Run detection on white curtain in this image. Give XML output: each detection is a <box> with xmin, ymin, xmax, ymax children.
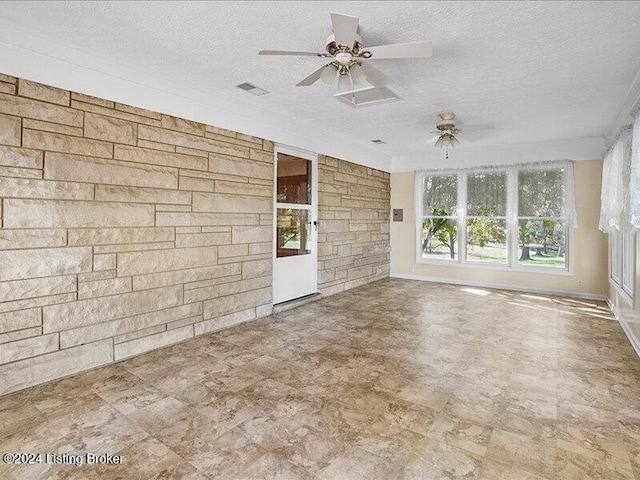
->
<box><xmin>599</xmin><ymin>130</ymin><xmax>631</xmax><ymax>232</ymax></box>
<box><xmin>631</xmin><ymin>113</ymin><xmax>640</xmax><ymax>230</ymax></box>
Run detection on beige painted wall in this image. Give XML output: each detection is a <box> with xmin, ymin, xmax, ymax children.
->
<box><xmin>390</xmin><ymin>160</ymin><xmax>609</xmax><ymax>297</ymax></box>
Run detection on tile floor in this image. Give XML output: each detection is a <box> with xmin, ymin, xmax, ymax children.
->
<box><xmin>1</xmin><ymin>278</ymin><xmax>640</xmax><ymax>479</ymax></box>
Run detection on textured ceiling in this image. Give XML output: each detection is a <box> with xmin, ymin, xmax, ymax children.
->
<box><xmin>1</xmin><ymin>1</ymin><xmax>640</xmax><ymax>170</ymax></box>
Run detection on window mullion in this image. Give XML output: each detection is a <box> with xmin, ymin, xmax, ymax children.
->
<box><xmin>508</xmin><ymin>167</ymin><xmax>518</xmax><ymax>268</ymax></box>
<box><xmin>458</xmin><ymin>172</ymin><xmax>467</xmax><ymax>263</ymax></box>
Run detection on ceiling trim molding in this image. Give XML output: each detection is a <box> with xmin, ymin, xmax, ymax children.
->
<box><xmin>603</xmin><ymin>63</ymin><xmax>640</xmax><ymax>147</ymax></box>
<box><xmin>0</xmin><ymin>18</ymin><xmax>393</xmax><ymax>171</ymax></box>
<box><xmin>390</xmin><ymin>136</ymin><xmax>605</xmax><ymax>173</ymax></box>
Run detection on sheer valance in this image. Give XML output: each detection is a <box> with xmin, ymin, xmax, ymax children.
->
<box><xmin>631</xmin><ymin>113</ymin><xmax>640</xmax><ymax>229</ymax></box>
<box><xmin>599</xmin><ymin>128</ymin><xmax>632</xmax><ymax>232</ymax></box>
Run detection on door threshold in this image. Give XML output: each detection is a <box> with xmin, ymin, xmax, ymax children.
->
<box><xmin>273</xmin><ymin>292</ymin><xmax>322</xmax><ymax>313</ymax></box>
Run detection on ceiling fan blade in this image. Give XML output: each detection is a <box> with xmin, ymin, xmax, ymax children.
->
<box><xmin>296</xmin><ymin>64</ymin><xmax>335</xmax><ymax>86</ymax></box>
<box><xmin>426</xmin><ymin>135</ymin><xmax>441</xmax><ymax>144</ymax></box>
<box><xmin>259</xmin><ymin>50</ymin><xmax>325</xmax><ymax>57</ymax></box>
<box><xmin>365</xmin><ymin>41</ymin><xmax>433</xmax><ymax>59</ymax></box>
<box><xmin>359</xmin><ymin>62</ymin><xmax>392</xmax><ymax>87</ymax></box>
<box><xmin>330</xmin><ymin>13</ymin><xmax>359</xmax><ymax>48</ymax></box>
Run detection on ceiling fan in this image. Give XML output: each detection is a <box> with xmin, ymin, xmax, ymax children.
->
<box><xmin>427</xmin><ymin>112</ymin><xmax>495</xmax><ymax>150</ymax></box>
<box><xmin>259</xmin><ymin>13</ymin><xmax>432</xmax><ymax>93</ymax></box>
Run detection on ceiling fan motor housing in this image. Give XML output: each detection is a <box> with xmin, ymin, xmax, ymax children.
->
<box><xmin>325</xmin><ymin>33</ymin><xmax>363</xmax><ymax>55</ymax></box>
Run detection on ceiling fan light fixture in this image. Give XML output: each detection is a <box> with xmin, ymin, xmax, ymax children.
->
<box><xmin>336</xmin><ymin>72</ymin><xmax>353</xmax><ymax>94</ymax></box>
<box><xmin>320</xmin><ymin>65</ymin><xmax>337</xmax><ymax>84</ymax></box>
<box><xmin>349</xmin><ymin>63</ymin><xmax>367</xmax><ymax>85</ymax></box>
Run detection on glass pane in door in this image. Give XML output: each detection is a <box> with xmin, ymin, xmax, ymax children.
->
<box><xmin>277</xmin><ymin>154</ymin><xmax>311</xmax><ymax>204</ymax></box>
<box><xmin>277</xmin><ymin>208</ymin><xmax>310</xmax><ymax>257</ymax></box>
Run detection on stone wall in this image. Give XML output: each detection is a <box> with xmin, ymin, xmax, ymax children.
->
<box><xmin>317</xmin><ymin>156</ymin><xmax>391</xmax><ymax>296</ymax></box>
<box><xmin>0</xmin><ymin>75</ymin><xmax>275</xmax><ymax>395</ymax></box>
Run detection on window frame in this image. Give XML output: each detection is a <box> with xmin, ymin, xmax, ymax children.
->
<box><xmin>415</xmin><ymin>163</ymin><xmax>572</xmax><ymax>275</ymax></box>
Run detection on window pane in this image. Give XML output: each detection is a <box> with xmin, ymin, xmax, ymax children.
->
<box><xmin>277</xmin><ymin>154</ymin><xmax>310</xmax><ymax>204</ymax></box>
<box><xmin>466</xmin><ymin>219</ymin><xmax>507</xmax><ymax>263</ymax></box>
<box><xmin>518</xmin><ymin>169</ymin><xmax>565</xmax><ymax>217</ymax></box>
<box><xmin>423</xmin><ymin>174</ymin><xmax>457</xmax><ymax>216</ymax></box>
<box><xmin>420</xmin><ymin>218</ymin><xmax>458</xmax><ymax>260</ymax></box>
<box><xmin>517</xmin><ymin>219</ymin><xmax>566</xmax><ymax>268</ymax></box>
<box><xmin>467</xmin><ymin>172</ymin><xmax>507</xmax><ymax>216</ymax></box>
<box><xmin>276</xmin><ymin>209</ymin><xmax>310</xmax><ymax>257</ymax></box>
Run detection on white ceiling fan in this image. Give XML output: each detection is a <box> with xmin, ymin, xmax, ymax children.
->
<box><xmin>427</xmin><ymin>112</ymin><xmax>495</xmax><ymax>149</ymax></box>
<box><xmin>259</xmin><ymin>13</ymin><xmax>432</xmax><ymax>93</ymax></box>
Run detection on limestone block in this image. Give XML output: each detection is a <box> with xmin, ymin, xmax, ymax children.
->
<box><xmin>215</xmin><ymin>180</ymin><xmax>271</xmax><ymax>197</ymax></box>
<box><xmin>209</xmin><ymin>154</ymin><xmax>272</xmax><ymax>179</ymax></box>
<box><xmin>43</xmin><ymin>285</ymin><xmax>183</xmax><ymax>333</ymax></box>
<box><xmin>242</xmin><ymin>259</ymin><xmax>272</xmax><ymax>279</ymax></box>
<box><xmin>93</xmin><ymin>254</ymin><xmax>116</xmax><ymax>272</ymax></box>
<box><xmin>218</xmin><ymin>244</ymin><xmax>248</xmax><ymax>258</ymax></box>
<box><xmin>232</xmin><ymin>225</ymin><xmax>272</xmax><ymax>244</ymax></box>
<box><xmin>78</xmin><ymin>270</ymin><xmax>116</xmax><ymax>283</ymax></box>
<box><xmin>166</xmin><ymin>315</ymin><xmax>202</xmax><ymax>331</ymax></box>
<box><xmin>139</xmin><ymin>125</ymin><xmax>249</xmax><ymax>158</ymax></box>
<box><xmin>0</xmin><ymin>308</ymin><xmax>41</xmax><ymax>334</ymax></box>
<box><xmin>249</xmin><ymin>148</ymin><xmax>272</xmax><ymax>163</ymax></box>
<box><xmin>0</xmin><ymin>293</ymin><xmax>76</xmax><ymax>315</ymax></box>
<box><xmin>0</xmin><ymin>83</ymin><xmax>15</xmax><ymax>95</ymax></box>
<box><xmin>78</xmin><ymin>277</ymin><xmax>132</xmax><ymax>300</ymax></box>
<box><xmin>0</xmin><ymin>327</ymin><xmax>41</xmax><ymax>345</ymax></box>
<box><xmin>114</xmin><ymin>145</ymin><xmax>208</xmax><ymax>171</ymax></box>
<box><xmin>205</xmin><ymin>125</ymin><xmax>236</xmax><ymax>138</ymax></box>
<box><xmin>155</xmin><ymin>205</ymin><xmax>191</xmax><ymax>212</ymax></box>
<box><xmin>0</xmin><ymin>229</ymin><xmax>66</xmax><ymax>250</ymax></box>
<box><xmin>0</xmin><ymin>275</ymin><xmax>77</xmax><ymax>302</ymax></box>
<box><xmin>0</xmin><ymin>177</ymin><xmax>94</xmax><ymax>200</ymax></box>
<box><xmin>338</xmin><ymin>161</ymin><xmax>369</xmax><ymax>178</ymax></box>
<box><xmin>60</xmin><ymin>302</ymin><xmax>201</xmax><ymax>348</ymax></box>
<box><xmin>71</xmin><ymin>92</ymin><xmax>114</xmax><ymax>108</ymax></box>
<box><xmin>114</xmin><ymin>325</ymin><xmax>193</xmax><ymax>361</ymax></box>
<box><xmin>82</xmin><ymin>112</ymin><xmax>137</xmax><ymax>145</ymax></box>
<box><xmin>68</xmin><ymin>227</ymin><xmax>174</xmax><ymax>246</ymax></box>
<box><xmin>347</xmin><ymin>265</ymin><xmax>374</xmax><ymax>281</ymax></box>
<box><xmin>0</xmin><ymin>113</ymin><xmax>20</xmax><ymax>146</ymax></box>
<box><xmin>203</xmin><ymin>287</ymin><xmax>271</xmax><ymax>319</ymax></box>
<box><xmin>194</xmin><ymin>308</ymin><xmax>255</xmax><ymax>336</ymax></box>
<box><xmin>23</xmin><ymin>130</ymin><xmax>112</xmax><ymax>158</ymax></box>
<box><xmin>176</xmin><ymin>146</ymin><xmax>208</xmax><ymax>157</ymax></box>
<box><xmin>117</xmin><ymin>246</ymin><xmax>218</xmax><ymax>277</ymax></box>
<box><xmin>0</xmin><ymin>92</ymin><xmax>83</xmax><ymax>126</ymax></box>
<box><xmin>18</xmin><ymin>79</ymin><xmax>70</xmax><ymax>106</ymax></box>
<box><xmin>179</xmin><ymin>176</ymin><xmax>213</xmax><ymax>192</ymax></box>
<box><xmin>161</xmin><ymin>115</ymin><xmax>205</xmax><ymax>136</ymax></box>
<box><xmin>319</xmin><ymin>220</ymin><xmax>350</xmax><ymax>233</ymax></box>
<box><xmin>248</xmin><ymin>243</ymin><xmax>271</xmax><ymax>256</ymax></box>
<box><xmin>23</xmin><ymin>118</ymin><xmax>83</xmax><ymax>136</ymax></box>
<box><xmin>156</xmin><ymin>212</ymin><xmax>259</xmax><ymax>227</ymax></box>
<box><xmin>95</xmin><ymin>184</ymin><xmax>189</xmax><ymax>204</ymax></box>
<box><xmin>94</xmin><ymin>242</ymin><xmax>174</xmax><ymax>255</ymax></box>
<box><xmin>175</xmin><ymin>232</ymin><xmax>231</xmax><ymax>248</ymax></box>
<box><xmin>0</xmin><ymin>247</ymin><xmax>91</xmax><ymax>282</ymax></box>
<box><xmin>0</xmin><ymin>145</ymin><xmax>43</xmax><ymax>169</ymax></box>
<box><xmin>71</xmin><ymin>100</ymin><xmax>161</xmax><ymax>127</ymax></box>
<box><xmin>256</xmin><ymin>304</ymin><xmax>273</xmax><ymax>318</ymax></box>
<box><xmin>192</xmin><ymin>192</ymin><xmax>271</xmax><ymax>214</ymax></box>
<box><xmin>0</xmin><ymin>340</ymin><xmax>112</xmax><ymax>395</ymax></box>
<box><xmin>0</xmin><ymin>166</ymin><xmax>42</xmax><ymax>179</ymax></box>
<box><xmin>45</xmin><ymin>152</ymin><xmax>177</xmax><ymax>189</ymax></box>
<box><xmin>115</xmin><ymin>103</ymin><xmax>161</xmax><ymax>120</ymax></box>
<box><xmin>114</xmin><ymin>325</ymin><xmax>166</xmax><ymax>344</ymax></box>
<box><xmin>218</xmin><ymin>252</ymin><xmax>269</xmax><ymax>265</ymax></box>
<box><xmin>184</xmin><ymin>273</ymin><xmax>241</xmax><ymax>291</ymax></box>
<box><xmin>319</xmin><ymin>193</ymin><xmax>342</xmax><ymax>207</ymax></box>
<box><xmin>184</xmin><ymin>276</ymin><xmax>270</xmax><ymax>303</ymax></box>
<box><xmin>132</xmin><ymin>263</ymin><xmax>240</xmax><ymax>290</ymax></box>
<box><xmin>262</xmin><ymin>140</ymin><xmax>274</xmax><ymax>152</ymax></box>
<box><xmin>3</xmin><ymin>199</ymin><xmax>155</xmax><ymax>228</ymax></box>
<box><xmin>0</xmin><ymin>333</ymin><xmax>59</xmax><ymax>364</ymax></box>
<box><xmin>138</xmin><ymin>139</ymin><xmax>175</xmax><ymax>152</ymax></box>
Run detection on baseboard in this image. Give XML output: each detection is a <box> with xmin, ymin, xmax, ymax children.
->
<box><xmin>390</xmin><ymin>272</ymin><xmax>607</xmax><ymax>301</ymax></box>
<box><xmin>607</xmin><ymin>298</ymin><xmax>640</xmax><ymax>358</ymax></box>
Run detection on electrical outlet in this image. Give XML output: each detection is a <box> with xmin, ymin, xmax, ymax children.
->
<box><xmin>577</xmin><ymin>280</ymin><xmax>583</xmax><ymax>288</ymax></box>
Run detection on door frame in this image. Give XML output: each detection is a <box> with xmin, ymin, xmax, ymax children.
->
<box><xmin>272</xmin><ymin>144</ymin><xmax>319</xmax><ymax>304</ymax></box>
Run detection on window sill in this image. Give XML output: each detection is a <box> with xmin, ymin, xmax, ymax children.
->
<box><xmin>415</xmin><ymin>258</ymin><xmax>572</xmax><ymax>276</ymax></box>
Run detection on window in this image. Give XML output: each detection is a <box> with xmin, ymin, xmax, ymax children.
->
<box><xmin>419</xmin><ymin>174</ymin><xmax>458</xmax><ymax>261</ymax></box>
<box><xmin>517</xmin><ymin>168</ymin><xmax>567</xmax><ymax>268</ymax></box>
<box><xmin>466</xmin><ymin>172</ymin><xmax>508</xmax><ymax>264</ymax></box>
<box><xmin>416</xmin><ymin>163</ymin><xmax>573</xmax><ymax>272</ymax></box>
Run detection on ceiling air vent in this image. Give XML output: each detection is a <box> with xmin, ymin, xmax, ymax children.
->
<box><xmin>371</xmin><ymin>139</ymin><xmax>386</xmax><ymax>145</ymax></box>
<box><xmin>236</xmin><ymin>82</ymin><xmax>268</xmax><ymax>96</ymax></box>
<box><xmin>334</xmin><ymin>86</ymin><xmax>400</xmax><ymax>108</ymax></box>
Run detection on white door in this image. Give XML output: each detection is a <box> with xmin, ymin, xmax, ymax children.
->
<box><xmin>273</xmin><ymin>147</ymin><xmax>318</xmax><ymax>304</ymax></box>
